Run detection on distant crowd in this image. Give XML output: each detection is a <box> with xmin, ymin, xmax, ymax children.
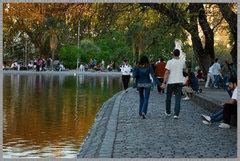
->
<box><xmin>3</xmin><ymin>58</ymin><xmax>66</xmax><ymax>71</ymax></box>
<box><xmin>78</xmin><ymin>58</ymin><xmax>122</xmax><ymax>72</ymax></box>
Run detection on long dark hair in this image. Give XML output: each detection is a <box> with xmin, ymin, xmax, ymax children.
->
<box><xmin>139</xmin><ymin>55</ymin><xmax>149</xmax><ymax>66</ymax></box>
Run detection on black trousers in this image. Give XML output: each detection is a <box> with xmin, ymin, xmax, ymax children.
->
<box><xmin>166</xmin><ymin>83</ymin><xmax>183</xmax><ymax>116</ymax></box>
<box><xmin>122</xmin><ymin>75</ymin><xmax>130</xmax><ymax>90</ymax></box>
<box><xmin>223</xmin><ymin>103</ymin><xmax>237</xmax><ymax>124</ymax></box>
<box><xmin>157</xmin><ymin>78</ymin><xmax>164</xmax><ymax>93</ymax></box>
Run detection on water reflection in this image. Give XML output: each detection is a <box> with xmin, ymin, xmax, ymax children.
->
<box><xmin>3</xmin><ymin>74</ymin><xmax>123</xmax><ymax>158</ymax></box>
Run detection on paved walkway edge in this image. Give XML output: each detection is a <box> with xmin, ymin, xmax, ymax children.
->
<box><xmin>98</xmin><ymin>91</ymin><xmax>123</xmax><ymax>158</ymax></box>
<box><xmin>191</xmin><ymin>94</ymin><xmax>221</xmax><ymax>113</ymax></box>
<box><xmin>77</xmin><ymin>90</ymin><xmax>123</xmax><ymax>158</ymax></box>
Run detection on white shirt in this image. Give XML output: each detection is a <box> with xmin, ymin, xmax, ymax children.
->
<box><xmin>165</xmin><ymin>58</ymin><xmax>185</xmax><ymax>84</ymax></box>
<box><xmin>211</xmin><ymin>62</ymin><xmax>221</xmax><ymax>75</ymax></box>
<box><xmin>120</xmin><ymin>64</ymin><xmax>132</xmax><ymax>75</ymax></box>
<box><xmin>28</xmin><ymin>63</ymin><xmax>33</xmax><ymax>67</ymax></box>
<box><xmin>231</xmin><ymin>88</ymin><xmax>237</xmax><ymax>100</ymax></box>
<box><xmin>208</xmin><ymin>65</ymin><xmax>214</xmax><ymax>74</ymax></box>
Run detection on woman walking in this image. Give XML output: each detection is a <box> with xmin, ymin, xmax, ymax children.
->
<box><xmin>133</xmin><ymin>55</ymin><xmax>159</xmax><ymax>119</ymax></box>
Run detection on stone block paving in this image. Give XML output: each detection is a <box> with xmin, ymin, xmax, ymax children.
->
<box><xmin>112</xmin><ymin>88</ymin><xmax>237</xmax><ymax>158</ymax></box>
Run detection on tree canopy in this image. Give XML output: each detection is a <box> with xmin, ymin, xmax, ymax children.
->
<box><xmin>3</xmin><ymin>3</ymin><xmax>236</xmax><ymax>72</ymax></box>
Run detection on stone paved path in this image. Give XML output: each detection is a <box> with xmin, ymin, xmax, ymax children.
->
<box><xmin>112</xmin><ymin>88</ymin><xmax>237</xmax><ymax>158</ymax></box>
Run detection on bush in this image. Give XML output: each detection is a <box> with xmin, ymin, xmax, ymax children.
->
<box><xmin>60</xmin><ymin>39</ymin><xmax>102</xmax><ymax>69</ymax></box>
<box><xmin>59</xmin><ymin>44</ymin><xmax>79</xmax><ymax>69</ymax></box>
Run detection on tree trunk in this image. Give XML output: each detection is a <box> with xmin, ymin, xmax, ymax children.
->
<box><xmin>197</xmin><ymin>4</ymin><xmax>215</xmax><ymax>65</ymax></box>
<box><xmin>191</xmin><ymin>35</ymin><xmax>210</xmax><ymax>74</ymax></box>
<box><xmin>138</xmin><ymin>47</ymin><xmax>142</xmax><ymax>61</ymax></box>
<box><xmin>25</xmin><ymin>30</ymin><xmax>51</xmax><ymax>58</ymax></box>
<box><xmin>230</xmin><ymin>42</ymin><xmax>237</xmax><ymax>68</ymax></box>
<box><xmin>218</xmin><ymin>4</ymin><xmax>237</xmax><ymax>68</ymax></box>
<box><xmin>135</xmin><ymin>45</ymin><xmax>139</xmax><ymax>63</ymax></box>
<box><xmin>188</xmin><ymin>4</ymin><xmax>211</xmax><ymax>74</ymax></box>
<box><xmin>132</xmin><ymin>44</ymin><xmax>136</xmax><ymax>62</ymax></box>
<box><xmin>52</xmin><ymin>49</ymin><xmax>55</xmax><ymax>70</ymax></box>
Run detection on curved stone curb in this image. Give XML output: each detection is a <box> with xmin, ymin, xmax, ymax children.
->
<box><xmin>191</xmin><ymin>93</ymin><xmax>222</xmax><ymax>113</ymax></box>
<box><xmin>77</xmin><ymin>92</ymin><xmax>118</xmax><ymax>158</ymax></box>
<box><xmin>98</xmin><ymin>91</ymin><xmax>124</xmax><ymax>158</ymax></box>
<box><xmin>77</xmin><ymin>90</ymin><xmax>124</xmax><ymax>158</ymax></box>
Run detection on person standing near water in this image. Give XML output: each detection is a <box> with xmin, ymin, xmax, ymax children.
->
<box><xmin>133</xmin><ymin>55</ymin><xmax>159</xmax><ymax>119</ymax></box>
<box><xmin>161</xmin><ymin>49</ymin><xmax>186</xmax><ymax>119</ymax></box>
<box><xmin>120</xmin><ymin>59</ymin><xmax>132</xmax><ymax>92</ymax></box>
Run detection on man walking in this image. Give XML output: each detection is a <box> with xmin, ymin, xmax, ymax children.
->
<box><xmin>155</xmin><ymin>58</ymin><xmax>166</xmax><ymax>94</ymax></box>
<box><xmin>161</xmin><ymin>49</ymin><xmax>186</xmax><ymax>119</ymax></box>
<box><xmin>212</xmin><ymin>58</ymin><xmax>222</xmax><ymax>88</ymax></box>
<box><xmin>205</xmin><ymin>62</ymin><xmax>214</xmax><ymax>88</ymax></box>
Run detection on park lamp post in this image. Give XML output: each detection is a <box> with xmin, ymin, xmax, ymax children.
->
<box><xmin>77</xmin><ymin>21</ymin><xmax>80</xmax><ymax>69</ymax></box>
<box><xmin>23</xmin><ymin>33</ymin><xmax>28</xmax><ymax>67</ymax></box>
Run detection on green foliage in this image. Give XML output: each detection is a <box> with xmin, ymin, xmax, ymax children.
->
<box><xmin>60</xmin><ymin>39</ymin><xmax>101</xmax><ymax>69</ymax></box>
<box><xmin>95</xmin><ymin>31</ymin><xmax>131</xmax><ymax>65</ymax></box>
<box><xmin>214</xmin><ymin>44</ymin><xmax>231</xmax><ymax>62</ymax></box>
<box><xmin>137</xmin><ymin>15</ymin><xmax>188</xmax><ymax>62</ymax></box>
<box><xmin>59</xmin><ymin>44</ymin><xmax>79</xmax><ymax>69</ymax></box>
<box><xmin>79</xmin><ymin>39</ymin><xmax>101</xmax><ymax>63</ymax></box>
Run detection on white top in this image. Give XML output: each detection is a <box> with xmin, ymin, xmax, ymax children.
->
<box><xmin>28</xmin><ymin>63</ymin><xmax>33</xmax><ymax>67</ymax></box>
<box><xmin>165</xmin><ymin>58</ymin><xmax>186</xmax><ymax>84</ymax></box>
<box><xmin>231</xmin><ymin>88</ymin><xmax>237</xmax><ymax>100</ymax></box>
<box><xmin>211</xmin><ymin>62</ymin><xmax>221</xmax><ymax>75</ymax></box>
<box><xmin>208</xmin><ymin>65</ymin><xmax>214</xmax><ymax>74</ymax></box>
<box><xmin>120</xmin><ymin>64</ymin><xmax>132</xmax><ymax>75</ymax></box>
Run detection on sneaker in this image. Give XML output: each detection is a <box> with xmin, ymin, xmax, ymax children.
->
<box><xmin>142</xmin><ymin>113</ymin><xmax>146</xmax><ymax>119</ymax></box>
<box><xmin>165</xmin><ymin>111</ymin><xmax>171</xmax><ymax>116</ymax></box>
<box><xmin>202</xmin><ymin>114</ymin><xmax>211</xmax><ymax>122</ymax></box>
<box><xmin>183</xmin><ymin>97</ymin><xmax>190</xmax><ymax>100</ymax></box>
<box><xmin>219</xmin><ymin>123</ymin><xmax>230</xmax><ymax>128</ymax></box>
<box><xmin>174</xmin><ymin>115</ymin><xmax>179</xmax><ymax>119</ymax></box>
<box><xmin>202</xmin><ymin>120</ymin><xmax>211</xmax><ymax>125</ymax></box>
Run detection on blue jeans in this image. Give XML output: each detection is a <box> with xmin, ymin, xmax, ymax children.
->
<box><xmin>138</xmin><ymin>87</ymin><xmax>151</xmax><ymax>115</ymax></box>
<box><xmin>223</xmin><ymin>76</ymin><xmax>232</xmax><ymax>97</ymax></box>
<box><xmin>210</xmin><ymin>109</ymin><xmax>223</xmax><ymax>122</ymax></box>
<box><xmin>166</xmin><ymin>83</ymin><xmax>183</xmax><ymax>116</ymax></box>
<box><xmin>191</xmin><ymin>78</ymin><xmax>199</xmax><ymax>92</ymax></box>
<box><xmin>214</xmin><ymin>75</ymin><xmax>221</xmax><ymax>88</ymax></box>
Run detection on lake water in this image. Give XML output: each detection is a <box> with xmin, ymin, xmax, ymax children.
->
<box><xmin>3</xmin><ymin>74</ymin><xmax>124</xmax><ymax>158</ymax></box>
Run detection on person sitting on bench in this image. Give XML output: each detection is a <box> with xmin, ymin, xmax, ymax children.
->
<box><xmin>219</xmin><ymin>77</ymin><xmax>237</xmax><ymax>128</ymax></box>
<box><xmin>202</xmin><ymin>77</ymin><xmax>237</xmax><ymax>128</ymax></box>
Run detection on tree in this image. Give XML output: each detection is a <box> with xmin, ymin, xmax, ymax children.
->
<box><xmin>218</xmin><ymin>3</ymin><xmax>237</xmax><ymax>70</ymax></box>
<box><xmin>142</xmin><ymin>3</ymin><xmax>215</xmax><ymax>74</ymax></box>
<box><xmin>3</xmin><ymin>3</ymin><xmax>234</xmax><ymax>71</ymax></box>
<box><xmin>126</xmin><ymin>21</ymin><xmax>145</xmax><ymax>61</ymax></box>
<box><xmin>96</xmin><ymin>31</ymin><xmax>130</xmax><ymax>65</ymax></box>
<box><xmin>41</xmin><ymin>17</ymin><xmax>65</xmax><ymax>69</ymax></box>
